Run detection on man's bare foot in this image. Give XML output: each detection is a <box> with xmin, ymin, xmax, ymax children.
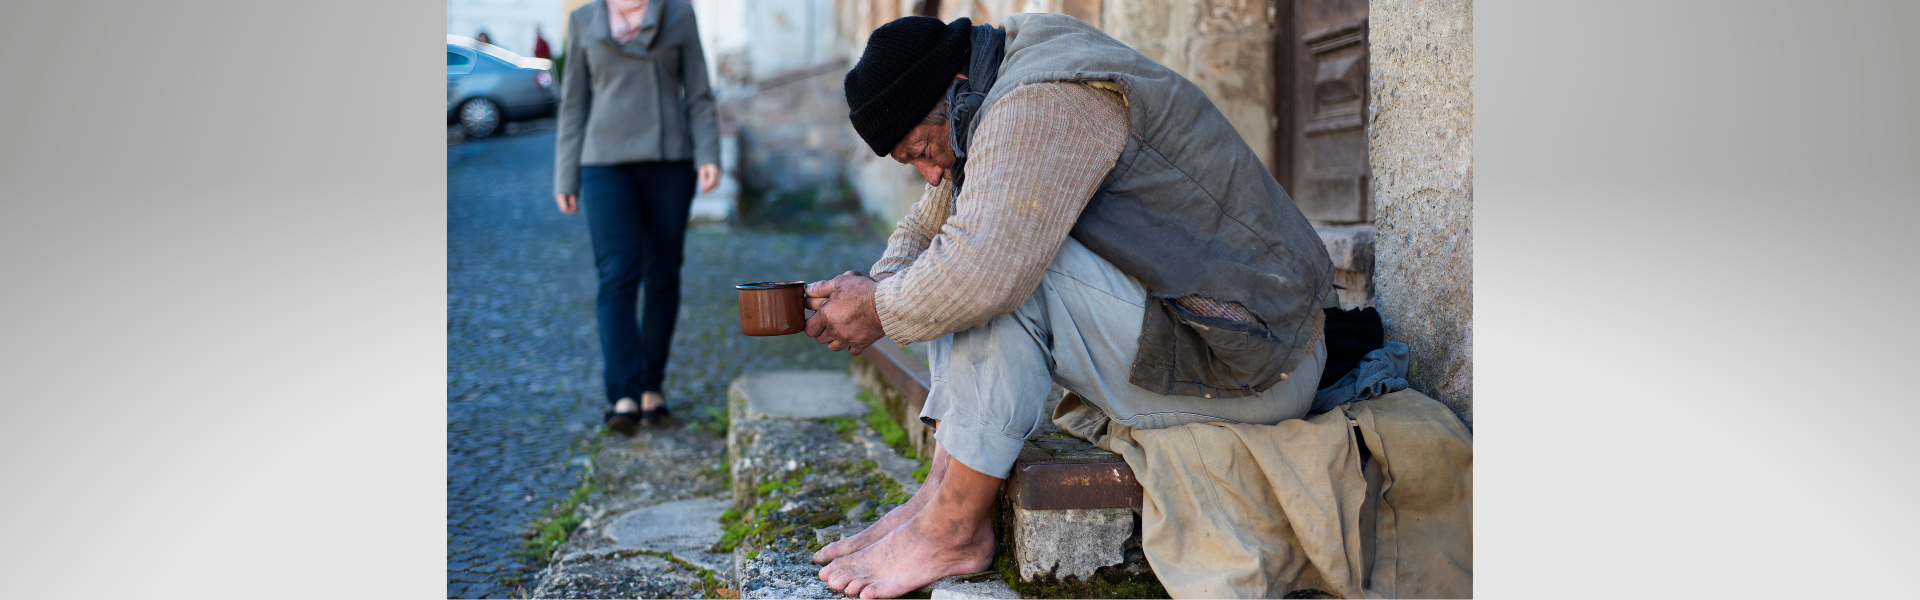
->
<box><xmin>821</xmin><ymin>511</ymin><xmax>996</xmax><ymax>599</ymax></box>
<box><xmin>812</xmin><ymin>443</ymin><xmax>952</xmax><ymax>565</ymax></box>
<box><xmin>819</xmin><ymin>453</ymin><xmax>1001</xmax><ymax>599</ymax></box>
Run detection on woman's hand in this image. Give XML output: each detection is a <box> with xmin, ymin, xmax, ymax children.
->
<box><xmin>555</xmin><ymin>194</ymin><xmax>579</xmax><ymax>215</ymax></box>
<box><xmin>697</xmin><ymin>164</ymin><xmax>722</xmax><ymax>193</ymax></box>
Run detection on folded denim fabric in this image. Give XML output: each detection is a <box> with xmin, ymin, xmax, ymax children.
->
<box><xmin>1309</xmin><ymin>341</ymin><xmax>1409</xmax><ymax>414</ymax></box>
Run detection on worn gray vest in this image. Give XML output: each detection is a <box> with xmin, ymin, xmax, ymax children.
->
<box><xmin>964</xmin><ymin>14</ymin><xmax>1334</xmax><ymax>399</ymax></box>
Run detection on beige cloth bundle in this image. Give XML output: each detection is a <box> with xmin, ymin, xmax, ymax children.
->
<box><xmin>1054</xmin><ymin>389</ymin><xmax>1473</xmax><ymax>599</ymax></box>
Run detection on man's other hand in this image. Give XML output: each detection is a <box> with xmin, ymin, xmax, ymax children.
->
<box><xmin>805</xmin><ymin>271</ymin><xmax>885</xmax><ymax>355</ymax></box>
<box><xmin>555</xmin><ymin>194</ymin><xmax>578</xmax><ymax>215</ymax></box>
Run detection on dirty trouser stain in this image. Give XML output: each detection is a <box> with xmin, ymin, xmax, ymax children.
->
<box><xmin>917</xmin><ymin>236</ymin><xmax>1326</xmax><ymax>479</ymax></box>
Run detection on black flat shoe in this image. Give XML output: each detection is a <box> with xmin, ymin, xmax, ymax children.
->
<box><xmin>605</xmin><ymin>409</ymin><xmax>641</xmax><ymax>436</ymax></box>
<box><xmin>639</xmin><ymin>404</ymin><xmax>673</xmax><ymax>428</ymax></box>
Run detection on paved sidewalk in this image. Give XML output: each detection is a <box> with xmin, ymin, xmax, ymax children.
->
<box><xmin>447</xmin><ymin>128</ymin><xmax>884</xmax><ymax>598</ymax></box>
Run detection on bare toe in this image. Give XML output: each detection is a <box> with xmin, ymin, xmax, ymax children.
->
<box><xmin>826</xmin><ymin>564</ymin><xmax>860</xmax><ymax>591</ymax></box>
<box><xmin>842</xmin><ymin>574</ymin><xmax>872</xmax><ymax>598</ymax></box>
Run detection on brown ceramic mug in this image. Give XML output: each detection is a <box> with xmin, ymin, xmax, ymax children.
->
<box><xmin>736</xmin><ymin>281</ymin><xmax>808</xmax><ymax>336</ymax></box>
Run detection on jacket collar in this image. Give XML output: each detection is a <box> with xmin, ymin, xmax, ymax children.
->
<box><xmin>589</xmin><ymin>0</ymin><xmax>665</xmax><ymax>56</ymax></box>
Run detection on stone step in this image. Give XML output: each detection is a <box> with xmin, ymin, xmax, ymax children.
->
<box><xmin>1314</xmin><ymin>223</ymin><xmax>1377</xmax><ymax>309</ymax></box>
<box><xmin>726</xmin><ymin>370</ymin><xmax>1019</xmax><ymax>599</ymax></box>
<box><xmin>853</xmin><ymin>344</ymin><xmax>1154</xmax><ymax>586</ymax></box>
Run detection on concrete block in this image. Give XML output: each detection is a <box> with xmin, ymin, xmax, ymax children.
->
<box><xmin>731</xmin><ymin>371</ymin><xmax>866</xmax><ymax>420</ymax></box>
<box><xmin>1011</xmin><ymin>505</ymin><xmax>1134</xmax><ymax>582</ymax></box>
<box><xmin>726</xmin><ymin>372</ymin><xmax>872</xmax><ymax>510</ymax></box>
<box><xmin>1316</xmin><ymin>224</ymin><xmax>1377</xmax><ymax>272</ymax></box>
<box><xmin>602</xmin><ymin>498</ymin><xmax>734</xmax><ymax>574</ymax></box>
<box><xmin>1316</xmin><ymin>224</ymin><xmax>1377</xmax><ymax>308</ymax></box>
<box><xmin>531</xmin><ymin>550</ymin><xmax>707</xmax><ymax>599</ymax></box>
<box><xmin>927</xmin><ymin>573</ymin><xmax>1022</xmax><ymax>599</ymax></box>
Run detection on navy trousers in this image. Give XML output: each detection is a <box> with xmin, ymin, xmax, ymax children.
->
<box><xmin>579</xmin><ymin>161</ymin><xmax>695</xmax><ymax>405</ymax></box>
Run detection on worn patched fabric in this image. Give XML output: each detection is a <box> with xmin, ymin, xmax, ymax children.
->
<box><xmin>977</xmin><ymin>14</ymin><xmax>1335</xmax><ymax>400</ymax></box>
<box><xmin>870</xmin><ymin>14</ymin><xmax>1334</xmax><ymax>401</ymax></box>
<box><xmin>1055</xmin><ymin>389</ymin><xmax>1472</xmax><ymax>599</ymax></box>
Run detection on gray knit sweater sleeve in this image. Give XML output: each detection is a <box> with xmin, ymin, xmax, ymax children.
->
<box><xmin>871</xmin><ymin>82</ymin><xmax>1130</xmax><ymax>344</ymax></box>
<box><xmin>870</xmin><ymin>177</ymin><xmax>955</xmax><ymax>277</ymax></box>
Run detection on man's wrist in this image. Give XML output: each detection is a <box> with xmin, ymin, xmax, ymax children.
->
<box><xmin>869</xmin><ymin>273</ymin><xmax>906</xmax><ymax>343</ymax></box>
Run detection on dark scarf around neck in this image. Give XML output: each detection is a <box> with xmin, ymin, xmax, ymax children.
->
<box><xmin>940</xmin><ymin>24</ymin><xmax>1006</xmax><ymax>195</ymax></box>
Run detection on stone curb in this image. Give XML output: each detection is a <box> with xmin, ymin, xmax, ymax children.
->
<box><xmin>727</xmin><ymin>371</ymin><xmax>1018</xmax><ymax>600</ymax></box>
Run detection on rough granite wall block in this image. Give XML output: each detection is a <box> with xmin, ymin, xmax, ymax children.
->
<box><xmin>1011</xmin><ymin>505</ymin><xmax>1134</xmax><ymax>582</ymax></box>
<box><xmin>1105</xmin><ymin>0</ymin><xmax>1276</xmax><ymax>172</ymax></box>
<box><xmin>1367</xmin><ymin>0</ymin><xmax>1473</xmax><ymax>424</ymax></box>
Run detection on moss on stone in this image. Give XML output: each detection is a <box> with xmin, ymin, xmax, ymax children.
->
<box><xmin>857</xmin><ymin>388</ymin><xmax>921</xmax><ymax>462</ymax></box>
<box><xmin>513</xmin><ymin>430</ymin><xmax>605</xmax><ymax>563</ymax></box>
<box><xmin>992</xmin><ymin>551</ymin><xmax>1170</xmax><ymax>599</ymax></box>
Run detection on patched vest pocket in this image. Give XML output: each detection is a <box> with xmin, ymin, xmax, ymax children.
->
<box><xmin>1166</xmin><ymin>301</ymin><xmax>1291</xmax><ymax>397</ymax></box>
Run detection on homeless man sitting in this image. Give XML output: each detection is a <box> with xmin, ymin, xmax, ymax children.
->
<box><xmin>802</xmin><ymin>13</ymin><xmax>1335</xmax><ymax>599</ymax></box>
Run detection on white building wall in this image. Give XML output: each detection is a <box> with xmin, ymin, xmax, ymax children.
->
<box><xmin>692</xmin><ymin>0</ymin><xmax>751</xmax><ymax>102</ymax></box>
<box><xmin>746</xmin><ymin>0</ymin><xmax>840</xmax><ymax>81</ymax></box>
<box><xmin>448</xmin><ymin>0</ymin><xmax>565</xmax><ymax>57</ymax></box>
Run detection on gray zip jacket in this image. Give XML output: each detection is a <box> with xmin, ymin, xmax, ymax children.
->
<box><xmin>554</xmin><ymin>0</ymin><xmax>720</xmax><ymax>195</ymax></box>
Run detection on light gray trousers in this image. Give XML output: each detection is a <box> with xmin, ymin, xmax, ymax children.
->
<box><xmin>919</xmin><ymin>237</ymin><xmax>1327</xmax><ymax>479</ymax></box>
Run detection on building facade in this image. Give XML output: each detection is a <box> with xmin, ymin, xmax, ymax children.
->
<box><xmin>450</xmin><ymin>0</ymin><xmax>564</xmax><ymax>56</ymax></box>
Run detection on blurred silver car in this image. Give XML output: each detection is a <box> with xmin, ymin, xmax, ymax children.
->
<box><xmin>448</xmin><ymin>35</ymin><xmax>556</xmax><ymax>138</ymax></box>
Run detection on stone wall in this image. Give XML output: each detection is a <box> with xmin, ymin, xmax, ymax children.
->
<box><xmin>729</xmin><ymin>60</ymin><xmax>864</xmax><ymax>198</ymax></box>
<box><xmin>1102</xmin><ymin>0</ymin><xmax>1276</xmax><ymax>171</ymax></box>
<box><xmin>1366</xmin><ymin>0</ymin><xmax>1472</xmax><ymax>424</ymax></box>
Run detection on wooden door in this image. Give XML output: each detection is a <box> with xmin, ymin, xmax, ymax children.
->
<box><xmin>1272</xmin><ymin>0</ymin><xmax>1371</xmax><ymax>223</ymax></box>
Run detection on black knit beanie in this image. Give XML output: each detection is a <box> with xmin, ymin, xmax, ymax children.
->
<box><xmin>845</xmin><ymin>16</ymin><xmax>972</xmax><ymax>156</ymax></box>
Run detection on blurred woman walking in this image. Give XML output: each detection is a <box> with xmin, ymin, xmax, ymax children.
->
<box><xmin>553</xmin><ymin>0</ymin><xmax>720</xmax><ymax>435</ymax></box>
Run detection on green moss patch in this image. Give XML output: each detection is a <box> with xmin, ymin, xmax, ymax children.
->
<box><xmin>992</xmin><ymin>551</ymin><xmax>1170</xmax><ymax>599</ymax></box>
<box><xmin>857</xmin><ymin>389</ymin><xmax>920</xmax><ymax>462</ymax></box>
<box><xmin>513</xmin><ymin>431</ymin><xmax>605</xmax><ymax>564</ymax></box>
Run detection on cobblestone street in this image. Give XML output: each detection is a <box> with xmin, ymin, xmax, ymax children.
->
<box><xmin>447</xmin><ymin>129</ymin><xmax>884</xmax><ymax>598</ymax></box>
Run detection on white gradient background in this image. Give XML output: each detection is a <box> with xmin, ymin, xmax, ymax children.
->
<box><xmin>1479</xmin><ymin>0</ymin><xmax>1920</xmax><ymax>596</ymax></box>
<box><xmin>0</xmin><ymin>0</ymin><xmax>1913</xmax><ymax>598</ymax></box>
<box><xmin>0</xmin><ymin>0</ymin><xmax>446</xmax><ymax>597</ymax></box>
